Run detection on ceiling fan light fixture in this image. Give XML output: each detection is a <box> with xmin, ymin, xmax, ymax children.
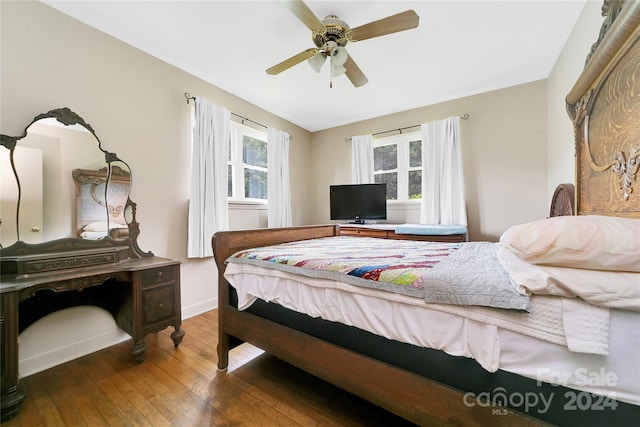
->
<box><xmin>331</xmin><ymin>46</ymin><xmax>348</xmax><ymax>66</ymax></box>
<box><xmin>308</xmin><ymin>52</ymin><xmax>326</xmax><ymax>73</ymax></box>
<box><xmin>331</xmin><ymin>64</ymin><xmax>346</xmax><ymax>77</ymax></box>
<box><xmin>268</xmin><ymin>2</ymin><xmax>419</xmax><ymax>88</ymax></box>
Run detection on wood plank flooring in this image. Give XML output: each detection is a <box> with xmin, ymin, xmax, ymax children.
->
<box><xmin>3</xmin><ymin>309</ymin><xmax>416</xmax><ymax>426</ymax></box>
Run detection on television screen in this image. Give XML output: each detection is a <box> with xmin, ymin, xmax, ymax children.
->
<box><xmin>330</xmin><ymin>183</ymin><xmax>387</xmax><ymax>223</ymax></box>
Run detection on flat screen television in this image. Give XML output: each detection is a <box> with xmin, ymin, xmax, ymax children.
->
<box><xmin>330</xmin><ymin>183</ymin><xmax>387</xmax><ymax>223</ymax></box>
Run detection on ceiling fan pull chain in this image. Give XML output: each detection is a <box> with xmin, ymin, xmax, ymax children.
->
<box><xmin>329</xmin><ymin>55</ymin><xmax>333</xmax><ymax>88</ymax></box>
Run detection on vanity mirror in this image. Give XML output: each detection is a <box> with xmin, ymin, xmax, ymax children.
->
<box><xmin>0</xmin><ymin>107</ymin><xmax>144</xmax><ymax>253</ymax></box>
<box><xmin>0</xmin><ymin>108</ymin><xmax>184</xmax><ymax>421</ymax></box>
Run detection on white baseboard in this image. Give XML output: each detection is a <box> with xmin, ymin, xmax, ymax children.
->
<box><xmin>182</xmin><ymin>297</ymin><xmax>217</xmax><ymax>320</ymax></box>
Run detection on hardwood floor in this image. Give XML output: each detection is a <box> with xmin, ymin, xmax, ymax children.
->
<box><xmin>3</xmin><ymin>309</ymin><xmax>416</xmax><ymax>426</ymax></box>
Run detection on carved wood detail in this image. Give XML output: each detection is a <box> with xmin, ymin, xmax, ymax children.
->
<box><xmin>23</xmin><ymin>253</ymin><xmax>119</xmax><ymax>274</ymax></box>
<box><xmin>18</xmin><ymin>272</ymin><xmax>130</xmax><ymax>301</ymax></box>
<box><xmin>582</xmin><ymin>115</ymin><xmax>640</xmax><ymax>201</ymax></box>
<box><xmin>585</xmin><ymin>0</ymin><xmax>627</xmax><ymax>65</ymax></box>
<box><xmin>566</xmin><ymin>1</ymin><xmax>640</xmax><ymax>217</ymax></box>
<box><xmin>550</xmin><ymin>183</ymin><xmax>576</xmax><ymax>217</ymax></box>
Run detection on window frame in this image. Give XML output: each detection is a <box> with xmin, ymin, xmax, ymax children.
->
<box><xmin>228</xmin><ymin>122</ymin><xmax>268</xmax><ymax>204</ymax></box>
<box><xmin>373</xmin><ymin>131</ymin><xmax>422</xmax><ymax>203</ymax></box>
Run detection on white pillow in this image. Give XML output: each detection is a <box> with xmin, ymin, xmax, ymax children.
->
<box><xmin>83</xmin><ymin>221</ymin><xmax>126</xmax><ymax>232</ymax></box>
<box><xmin>497</xmin><ymin>246</ymin><xmax>640</xmax><ymax>311</ymax></box>
<box><xmin>83</xmin><ymin>221</ymin><xmax>109</xmax><ymax>232</ymax></box>
<box><xmin>500</xmin><ymin>215</ymin><xmax>640</xmax><ymax>272</ymax></box>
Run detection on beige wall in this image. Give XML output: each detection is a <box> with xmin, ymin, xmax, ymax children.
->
<box><xmin>310</xmin><ymin>80</ymin><xmax>549</xmax><ymax>241</ymax></box>
<box><xmin>2</xmin><ymin>0</ymin><xmax>599</xmax><ymax>374</ymax></box>
<box><xmin>547</xmin><ymin>1</ymin><xmax>603</xmax><ymax>204</ymax></box>
<box><xmin>0</xmin><ymin>1</ymin><xmax>313</xmax><ymax>320</ymax></box>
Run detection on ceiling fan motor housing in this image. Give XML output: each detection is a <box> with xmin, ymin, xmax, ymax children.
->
<box><xmin>313</xmin><ymin>15</ymin><xmax>350</xmax><ymax>48</ymax></box>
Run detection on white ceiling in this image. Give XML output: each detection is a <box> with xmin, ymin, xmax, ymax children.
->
<box><xmin>42</xmin><ymin>0</ymin><xmax>588</xmax><ymax>132</ymax></box>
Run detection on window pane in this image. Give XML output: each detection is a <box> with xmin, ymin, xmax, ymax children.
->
<box><xmin>244</xmin><ymin>168</ymin><xmax>267</xmax><ymax>199</ymax></box>
<box><xmin>409</xmin><ymin>170</ymin><xmax>422</xmax><ymax>199</ymax></box>
<box><xmin>243</xmin><ymin>136</ymin><xmax>267</xmax><ymax>168</ymax></box>
<box><xmin>409</xmin><ymin>139</ymin><xmax>422</xmax><ymax>168</ymax></box>
<box><xmin>228</xmin><ymin>164</ymin><xmax>233</xmax><ymax>197</ymax></box>
<box><xmin>374</xmin><ymin>145</ymin><xmax>397</xmax><ymax>171</ymax></box>
<box><xmin>375</xmin><ymin>172</ymin><xmax>397</xmax><ymax>200</ymax></box>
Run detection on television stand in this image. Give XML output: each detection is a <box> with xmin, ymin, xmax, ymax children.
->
<box><xmin>338</xmin><ymin>224</ymin><xmax>466</xmax><ymax>243</ymax></box>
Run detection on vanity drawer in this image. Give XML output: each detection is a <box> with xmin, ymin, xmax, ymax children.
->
<box><xmin>339</xmin><ymin>227</ymin><xmax>388</xmax><ymax>238</ymax></box>
<box><xmin>142</xmin><ymin>283</ymin><xmax>176</xmax><ymax>325</ymax></box>
<box><xmin>140</xmin><ymin>266</ymin><xmax>176</xmax><ymax>285</ymax></box>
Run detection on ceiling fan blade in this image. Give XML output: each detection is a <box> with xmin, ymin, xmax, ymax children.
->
<box><xmin>266</xmin><ymin>48</ymin><xmax>318</xmax><ymax>75</ymax></box>
<box><xmin>348</xmin><ymin>10</ymin><xmax>419</xmax><ymax>42</ymax></box>
<box><xmin>281</xmin><ymin>0</ymin><xmax>325</xmax><ymax>33</ymax></box>
<box><xmin>344</xmin><ymin>55</ymin><xmax>368</xmax><ymax>87</ymax></box>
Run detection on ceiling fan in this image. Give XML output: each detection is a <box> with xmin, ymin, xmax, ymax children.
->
<box><xmin>266</xmin><ymin>0</ymin><xmax>419</xmax><ymax>87</ymax></box>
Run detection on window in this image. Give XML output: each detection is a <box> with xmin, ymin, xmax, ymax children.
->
<box><xmin>229</xmin><ymin>122</ymin><xmax>268</xmax><ymax>201</ymax></box>
<box><xmin>373</xmin><ymin>132</ymin><xmax>422</xmax><ymax>202</ymax></box>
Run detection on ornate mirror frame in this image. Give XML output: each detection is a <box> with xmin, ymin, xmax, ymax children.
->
<box><xmin>0</xmin><ymin>107</ymin><xmax>152</xmax><ymax>276</ymax></box>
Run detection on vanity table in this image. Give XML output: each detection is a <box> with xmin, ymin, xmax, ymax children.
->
<box><xmin>0</xmin><ymin>108</ymin><xmax>184</xmax><ymax>421</ymax></box>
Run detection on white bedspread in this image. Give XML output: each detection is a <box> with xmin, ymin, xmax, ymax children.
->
<box><xmin>225</xmin><ymin>263</ymin><xmax>610</xmax><ymax>371</ymax></box>
<box><xmin>430</xmin><ymin>292</ymin><xmax>610</xmax><ymax>355</ymax></box>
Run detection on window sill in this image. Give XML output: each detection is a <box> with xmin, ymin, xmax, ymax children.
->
<box><xmin>387</xmin><ymin>201</ymin><xmax>421</xmax><ymax>210</ymax></box>
<box><xmin>229</xmin><ymin>200</ymin><xmax>268</xmax><ymax>210</ymax></box>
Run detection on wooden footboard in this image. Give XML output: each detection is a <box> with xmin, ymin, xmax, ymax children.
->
<box><xmin>212</xmin><ymin>225</ymin><xmax>340</xmax><ymax>369</ymax></box>
<box><xmin>211</xmin><ymin>225</ymin><xmax>545</xmax><ymax>426</ymax></box>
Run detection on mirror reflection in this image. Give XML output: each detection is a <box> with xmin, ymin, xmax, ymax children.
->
<box><xmin>73</xmin><ymin>162</ymin><xmax>131</xmax><ymax>240</ymax></box>
<box><xmin>0</xmin><ymin>113</ymin><xmax>127</xmax><ymax>248</ymax></box>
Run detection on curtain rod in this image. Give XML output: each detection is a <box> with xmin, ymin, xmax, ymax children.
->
<box><xmin>344</xmin><ymin>114</ymin><xmax>469</xmax><ymax>142</ymax></box>
<box><xmin>184</xmin><ymin>92</ymin><xmax>268</xmax><ymax>130</ymax></box>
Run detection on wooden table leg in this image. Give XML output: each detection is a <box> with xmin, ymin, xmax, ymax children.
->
<box><xmin>171</xmin><ymin>326</ymin><xmax>185</xmax><ymax>347</ymax></box>
<box><xmin>1</xmin><ymin>292</ymin><xmax>26</xmax><ymax>420</ymax></box>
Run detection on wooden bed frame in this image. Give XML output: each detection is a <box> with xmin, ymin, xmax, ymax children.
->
<box><xmin>213</xmin><ymin>225</ymin><xmax>545</xmax><ymax>426</ymax></box>
<box><xmin>213</xmin><ymin>2</ymin><xmax>640</xmax><ymax>425</ymax></box>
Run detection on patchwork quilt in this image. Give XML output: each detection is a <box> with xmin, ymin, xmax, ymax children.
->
<box><xmin>226</xmin><ymin>236</ymin><xmax>530</xmax><ymax>310</ymax></box>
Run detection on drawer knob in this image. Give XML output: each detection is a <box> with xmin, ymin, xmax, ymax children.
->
<box><xmin>157</xmin><ymin>271</ymin><xmax>163</xmax><ymax>277</ymax></box>
<box><xmin>159</xmin><ymin>303</ymin><xmax>164</xmax><ymax>308</ymax></box>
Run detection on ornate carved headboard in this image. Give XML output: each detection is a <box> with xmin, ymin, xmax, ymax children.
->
<box><xmin>566</xmin><ymin>0</ymin><xmax>640</xmax><ymax>218</ymax></box>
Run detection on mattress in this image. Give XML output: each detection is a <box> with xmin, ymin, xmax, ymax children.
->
<box><xmin>225</xmin><ymin>263</ymin><xmax>640</xmax><ymax>406</ymax></box>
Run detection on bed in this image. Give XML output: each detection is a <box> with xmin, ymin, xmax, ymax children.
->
<box><xmin>212</xmin><ymin>2</ymin><xmax>640</xmax><ymax>426</ymax></box>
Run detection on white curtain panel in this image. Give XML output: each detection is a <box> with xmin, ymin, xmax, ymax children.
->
<box><xmin>187</xmin><ymin>97</ymin><xmax>230</xmax><ymax>258</ymax></box>
<box><xmin>420</xmin><ymin>117</ymin><xmax>467</xmax><ymax>225</ymax></box>
<box><xmin>267</xmin><ymin>128</ymin><xmax>292</xmax><ymax>228</ymax></box>
<box><xmin>351</xmin><ymin>134</ymin><xmax>374</xmax><ymax>184</ymax></box>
